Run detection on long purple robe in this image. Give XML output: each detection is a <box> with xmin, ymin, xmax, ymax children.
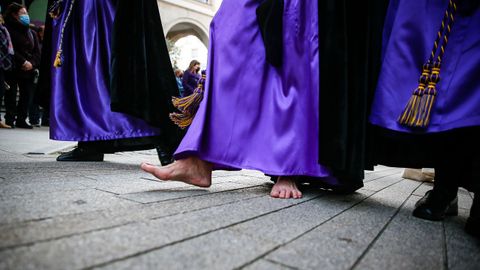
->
<box><xmin>174</xmin><ymin>0</ymin><xmax>336</xmax><ymax>183</ymax></box>
<box><xmin>49</xmin><ymin>0</ymin><xmax>161</xmax><ymax>141</ymax></box>
<box><xmin>370</xmin><ymin>0</ymin><xmax>480</xmax><ymax>133</ymax></box>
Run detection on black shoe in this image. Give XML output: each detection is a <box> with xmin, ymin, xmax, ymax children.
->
<box><xmin>5</xmin><ymin>120</ymin><xmax>15</xmax><ymax>128</ymax></box>
<box><xmin>15</xmin><ymin>120</ymin><xmax>33</xmax><ymax>129</ymax></box>
<box><xmin>41</xmin><ymin>120</ymin><xmax>50</xmax><ymax>127</ymax></box>
<box><xmin>156</xmin><ymin>147</ymin><xmax>174</xmax><ymax>166</ymax></box>
<box><xmin>413</xmin><ymin>190</ymin><xmax>458</xmax><ymax>221</ymax></box>
<box><xmin>57</xmin><ymin>147</ymin><xmax>104</xmax><ymax>162</ymax></box>
<box><xmin>465</xmin><ymin>217</ymin><xmax>480</xmax><ymax>239</ymax></box>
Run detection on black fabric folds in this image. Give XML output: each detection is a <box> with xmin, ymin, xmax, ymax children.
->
<box><xmin>110</xmin><ymin>0</ymin><xmax>183</xmax><ymax>150</ymax></box>
<box><xmin>372</xmin><ymin>126</ymin><xmax>480</xmax><ymax>192</ymax></box>
<box><xmin>318</xmin><ymin>0</ymin><xmax>389</xmax><ymax>189</ymax></box>
<box><xmin>35</xmin><ymin>0</ymin><xmax>54</xmax><ymax>110</ymax></box>
<box><xmin>256</xmin><ymin>0</ymin><xmax>284</xmax><ymax>67</ymax></box>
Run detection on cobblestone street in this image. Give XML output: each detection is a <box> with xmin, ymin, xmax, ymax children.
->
<box><xmin>0</xmin><ymin>128</ymin><xmax>479</xmax><ymax>269</ymax></box>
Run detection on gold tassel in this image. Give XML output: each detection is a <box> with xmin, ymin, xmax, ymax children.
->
<box><xmin>169</xmin><ymin>74</ymin><xmax>206</xmax><ymax>129</ymax></box>
<box><xmin>52</xmin><ymin>0</ymin><xmax>76</xmax><ymax>68</ymax></box>
<box><xmin>398</xmin><ymin>0</ymin><xmax>457</xmax><ymax>129</ymax></box>
<box><xmin>53</xmin><ymin>50</ymin><xmax>63</xmax><ymax>67</ymax></box>
<box><xmin>48</xmin><ymin>0</ymin><xmax>64</xmax><ymax>19</ymax></box>
<box><xmin>415</xmin><ymin>64</ymin><xmax>440</xmax><ymax>127</ymax></box>
<box><xmin>397</xmin><ymin>64</ymin><xmax>430</xmax><ymax>126</ymax></box>
<box><xmin>169</xmin><ymin>111</ymin><xmax>195</xmax><ymax>129</ymax></box>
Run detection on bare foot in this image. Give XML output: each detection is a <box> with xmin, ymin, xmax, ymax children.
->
<box><xmin>0</xmin><ymin>122</ymin><xmax>11</xmax><ymax>129</ymax></box>
<box><xmin>270</xmin><ymin>177</ymin><xmax>302</xmax><ymax>199</ymax></box>
<box><xmin>141</xmin><ymin>156</ymin><xmax>213</xmax><ymax>188</ymax></box>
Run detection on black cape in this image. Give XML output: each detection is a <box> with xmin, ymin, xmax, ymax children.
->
<box><xmin>35</xmin><ymin>0</ymin><xmax>54</xmax><ymax>110</ymax></box>
<box><xmin>256</xmin><ymin>0</ymin><xmax>284</xmax><ymax>67</ymax></box>
<box><xmin>317</xmin><ymin>0</ymin><xmax>389</xmax><ymax>191</ymax></box>
<box><xmin>110</xmin><ymin>0</ymin><xmax>183</xmax><ymax>151</ymax></box>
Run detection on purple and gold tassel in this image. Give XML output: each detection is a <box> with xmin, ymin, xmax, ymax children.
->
<box><xmin>48</xmin><ymin>0</ymin><xmax>64</xmax><ymax>19</ymax></box>
<box><xmin>53</xmin><ymin>50</ymin><xmax>63</xmax><ymax>67</ymax></box>
<box><xmin>52</xmin><ymin>0</ymin><xmax>76</xmax><ymax>68</ymax></box>
<box><xmin>170</xmin><ymin>74</ymin><xmax>206</xmax><ymax>129</ymax></box>
<box><xmin>397</xmin><ymin>0</ymin><xmax>457</xmax><ymax>129</ymax></box>
<box><xmin>398</xmin><ymin>63</ymin><xmax>430</xmax><ymax>126</ymax></box>
<box><xmin>416</xmin><ymin>63</ymin><xmax>441</xmax><ymax>127</ymax></box>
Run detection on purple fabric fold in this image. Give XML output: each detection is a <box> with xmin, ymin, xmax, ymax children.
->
<box><xmin>174</xmin><ymin>0</ymin><xmax>336</xmax><ymax>184</ymax></box>
<box><xmin>370</xmin><ymin>0</ymin><xmax>480</xmax><ymax>133</ymax></box>
<box><xmin>49</xmin><ymin>0</ymin><xmax>161</xmax><ymax>141</ymax></box>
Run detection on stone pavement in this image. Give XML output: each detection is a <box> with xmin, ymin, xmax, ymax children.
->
<box><xmin>0</xmin><ymin>127</ymin><xmax>479</xmax><ymax>270</ymax></box>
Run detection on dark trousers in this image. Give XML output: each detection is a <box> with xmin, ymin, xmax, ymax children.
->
<box><xmin>0</xmin><ymin>69</ymin><xmax>5</xmax><ymax>115</ymax></box>
<box><xmin>434</xmin><ymin>154</ymin><xmax>479</xmax><ymax>218</ymax></box>
<box><xmin>78</xmin><ymin>136</ymin><xmax>161</xmax><ymax>154</ymax></box>
<box><xmin>4</xmin><ymin>75</ymin><xmax>35</xmax><ymax>123</ymax></box>
<box><xmin>29</xmin><ymin>103</ymin><xmax>41</xmax><ymax>125</ymax></box>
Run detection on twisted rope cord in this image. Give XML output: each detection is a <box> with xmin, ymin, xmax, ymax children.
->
<box><xmin>398</xmin><ymin>0</ymin><xmax>457</xmax><ymax>128</ymax></box>
<box><xmin>53</xmin><ymin>0</ymin><xmax>76</xmax><ymax>68</ymax></box>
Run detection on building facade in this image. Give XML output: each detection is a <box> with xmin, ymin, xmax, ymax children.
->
<box><xmin>17</xmin><ymin>0</ymin><xmax>221</xmax><ymax>44</ymax></box>
<box><xmin>159</xmin><ymin>0</ymin><xmax>222</xmax><ymax>47</ymax></box>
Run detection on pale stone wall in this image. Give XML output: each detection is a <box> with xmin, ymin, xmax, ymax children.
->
<box><xmin>158</xmin><ymin>0</ymin><xmax>223</xmax><ymax>46</ymax></box>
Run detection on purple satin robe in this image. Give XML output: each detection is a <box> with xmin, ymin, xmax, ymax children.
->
<box><xmin>174</xmin><ymin>0</ymin><xmax>336</xmax><ymax>183</ymax></box>
<box><xmin>370</xmin><ymin>0</ymin><xmax>480</xmax><ymax>133</ymax></box>
<box><xmin>49</xmin><ymin>0</ymin><xmax>161</xmax><ymax>141</ymax></box>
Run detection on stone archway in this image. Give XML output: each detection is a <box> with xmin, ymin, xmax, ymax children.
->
<box><xmin>165</xmin><ymin>19</ymin><xmax>210</xmax><ymax>48</ymax></box>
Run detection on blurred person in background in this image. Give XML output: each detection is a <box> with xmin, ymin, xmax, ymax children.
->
<box><xmin>182</xmin><ymin>60</ymin><xmax>200</xmax><ymax>97</ymax></box>
<box><xmin>0</xmin><ymin>5</ymin><xmax>14</xmax><ymax>128</ymax></box>
<box><xmin>3</xmin><ymin>3</ymin><xmax>40</xmax><ymax>129</ymax></box>
<box><xmin>174</xmin><ymin>69</ymin><xmax>184</xmax><ymax>97</ymax></box>
<box><xmin>28</xmin><ymin>24</ymin><xmax>44</xmax><ymax>127</ymax></box>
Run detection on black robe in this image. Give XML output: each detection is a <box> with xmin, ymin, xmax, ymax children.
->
<box><xmin>110</xmin><ymin>0</ymin><xmax>184</xmax><ymax>152</ymax></box>
<box><xmin>317</xmin><ymin>0</ymin><xmax>389</xmax><ymax>191</ymax></box>
<box><xmin>35</xmin><ymin>0</ymin><xmax>53</xmax><ymax>111</ymax></box>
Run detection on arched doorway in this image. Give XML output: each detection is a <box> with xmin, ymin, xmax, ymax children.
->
<box><xmin>166</xmin><ymin>20</ymin><xmax>209</xmax><ymax>71</ymax></box>
<box><xmin>166</xmin><ymin>20</ymin><xmax>209</xmax><ymax>47</ymax></box>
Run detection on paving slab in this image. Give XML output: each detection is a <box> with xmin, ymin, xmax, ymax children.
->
<box><xmin>264</xmin><ymin>180</ymin><xmax>422</xmax><ymax>270</ymax></box>
<box><xmin>0</xmin><ymin>194</ymin><xmax>318</xmax><ymax>269</ymax></box>
<box><xmin>444</xmin><ymin>209</ymin><xmax>480</xmax><ymax>270</ymax></box>
<box><xmin>96</xmin><ymin>229</ymin><xmax>277</xmax><ymax>270</ymax></box>
<box><xmin>118</xmin><ymin>181</ymin><xmax>267</xmax><ymax>204</ymax></box>
<box><xmin>0</xmin><ymin>128</ymin><xmax>74</xmax><ymax>155</ymax></box>
<box><xmin>0</xmin><ymin>189</ymin><xmax>138</xmax><ymax>224</ymax></box>
<box><xmin>364</xmin><ymin>168</ymin><xmax>403</xmax><ymax>182</ymax></box>
<box><xmin>243</xmin><ymin>259</ymin><xmax>297</xmax><ymax>270</ymax></box>
<box><xmin>457</xmin><ymin>188</ymin><xmax>474</xmax><ymax>211</ymax></box>
<box><xmin>362</xmin><ymin>175</ymin><xmax>403</xmax><ymax>192</ymax></box>
<box><xmin>0</xmin><ymin>186</ymin><xmax>268</xmax><ymax>250</ymax></box>
<box><xmin>75</xmin><ymin>172</ymin><xmax>194</xmax><ymax>195</ymax></box>
<box><xmin>95</xmin><ymin>191</ymin><xmax>371</xmax><ymax>270</ymax></box>
<box><xmin>352</xmin><ymin>195</ymin><xmax>445</xmax><ymax>270</ymax></box>
<box><xmin>1</xmin><ymin>127</ymin><xmax>478</xmax><ymax>270</ymax></box>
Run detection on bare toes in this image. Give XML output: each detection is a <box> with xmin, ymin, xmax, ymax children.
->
<box><xmin>270</xmin><ymin>189</ymin><xmax>280</xmax><ymax>198</ymax></box>
<box><xmin>141</xmin><ymin>163</ymin><xmax>170</xmax><ymax>180</ymax></box>
<box><xmin>141</xmin><ymin>163</ymin><xmax>156</xmax><ymax>173</ymax></box>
